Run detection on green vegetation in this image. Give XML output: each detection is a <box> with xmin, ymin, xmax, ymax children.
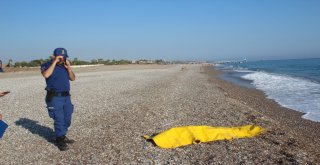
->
<box><xmin>9</xmin><ymin>58</ymin><xmax>168</xmax><ymax>68</ymax></box>
<box><xmin>14</xmin><ymin>59</ymin><xmax>50</xmax><ymax>68</ymax></box>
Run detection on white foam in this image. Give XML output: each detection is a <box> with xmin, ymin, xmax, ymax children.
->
<box><xmin>242</xmin><ymin>72</ymin><xmax>320</xmax><ymax>122</ymax></box>
<box><xmin>234</xmin><ymin>69</ymin><xmax>254</xmax><ymax>73</ymax></box>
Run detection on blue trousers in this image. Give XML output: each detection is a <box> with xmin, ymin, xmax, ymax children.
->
<box><xmin>46</xmin><ymin>96</ymin><xmax>74</xmax><ymax>138</ymax></box>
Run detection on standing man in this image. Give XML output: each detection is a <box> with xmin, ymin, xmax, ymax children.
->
<box><xmin>0</xmin><ymin>59</ymin><xmax>4</xmax><ymax>72</ymax></box>
<box><xmin>41</xmin><ymin>48</ymin><xmax>76</xmax><ymax>151</ymax></box>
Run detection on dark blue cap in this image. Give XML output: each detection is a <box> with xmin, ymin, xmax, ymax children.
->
<box><xmin>53</xmin><ymin>48</ymin><xmax>68</xmax><ymax>58</ymax></box>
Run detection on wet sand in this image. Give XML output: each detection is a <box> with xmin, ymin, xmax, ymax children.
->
<box><xmin>0</xmin><ymin>64</ymin><xmax>319</xmax><ymax>164</ymax></box>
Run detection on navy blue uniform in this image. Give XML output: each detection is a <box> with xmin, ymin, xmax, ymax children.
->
<box><xmin>41</xmin><ymin>61</ymin><xmax>74</xmax><ymax>138</ymax></box>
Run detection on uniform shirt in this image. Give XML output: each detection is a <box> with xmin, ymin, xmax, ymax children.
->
<box><xmin>41</xmin><ymin>61</ymin><xmax>70</xmax><ymax>92</ymax></box>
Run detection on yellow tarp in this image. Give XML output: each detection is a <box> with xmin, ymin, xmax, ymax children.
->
<box><xmin>144</xmin><ymin>125</ymin><xmax>264</xmax><ymax>148</ymax></box>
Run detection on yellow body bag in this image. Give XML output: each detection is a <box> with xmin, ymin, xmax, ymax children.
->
<box><xmin>144</xmin><ymin>125</ymin><xmax>264</xmax><ymax>148</ymax></box>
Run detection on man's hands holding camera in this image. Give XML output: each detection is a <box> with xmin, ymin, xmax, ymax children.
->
<box><xmin>54</xmin><ymin>56</ymin><xmax>71</xmax><ymax>69</ymax></box>
<box><xmin>54</xmin><ymin>56</ymin><xmax>65</xmax><ymax>64</ymax></box>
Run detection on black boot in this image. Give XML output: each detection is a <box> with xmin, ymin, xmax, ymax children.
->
<box><xmin>56</xmin><ymin>136</ymin><xmax>69</xmax><ymax>151</ymax></box>
<box><xmin>62</xmin><ymin>135</ymin><xmax>75</xmax><ymax>144</ymax></box>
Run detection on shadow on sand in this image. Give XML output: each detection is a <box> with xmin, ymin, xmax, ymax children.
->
<box><xmin>15</xmin><ymin>118</ymin><xmax>55</xmax><ymax>144</ymax></box>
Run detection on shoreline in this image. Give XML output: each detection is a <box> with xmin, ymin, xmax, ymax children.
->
<box><xmin>205</xmin><ymin>66</ymin><xmax>320</xmax><ymax>159</ymax></box>
<box><xmin>214</xmin><ymin>67</ymin><xmax>319</xmax><ymax>121</ymax></box>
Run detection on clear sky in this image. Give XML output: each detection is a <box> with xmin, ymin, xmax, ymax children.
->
<box><xmin>1</xmin><ymin>0</ymin><xmax>320</xmax><ymax>62</ymax></box>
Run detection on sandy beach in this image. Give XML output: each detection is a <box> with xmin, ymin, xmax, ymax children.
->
<box><xmin>0</xmin><ymin>64</ymin><xmax>319</xmax><ymax>164</ymax></box>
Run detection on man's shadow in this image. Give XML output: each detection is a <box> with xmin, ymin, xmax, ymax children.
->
<box><xmin>15</xmin><ymin>118</ymin><xmax>55</xmax><ymax>144</ymax></box>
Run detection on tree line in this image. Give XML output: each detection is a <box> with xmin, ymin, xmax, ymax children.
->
<box><xmin>6</xmin><ymin>58</ymin><xmax>166</xmax><ymax>68</ymax></box>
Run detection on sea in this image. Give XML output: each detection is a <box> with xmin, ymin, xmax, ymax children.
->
<box><xmin>214</xmin><ymin>58</ymin><xmax>320</xmax><ymax>122</ymax></box>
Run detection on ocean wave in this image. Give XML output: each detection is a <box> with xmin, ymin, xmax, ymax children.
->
<box><xmin>242</xmin><ymin>71</ymin><xmax>320</xmax><ymax>122</ymax></box>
